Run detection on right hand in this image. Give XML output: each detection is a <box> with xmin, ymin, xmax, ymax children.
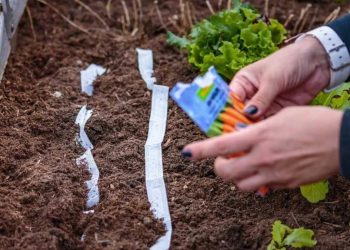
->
<box><xmin>231</xmin><ymin>37</ymin><xmax>331</xmax><ymax>118</ymax></box>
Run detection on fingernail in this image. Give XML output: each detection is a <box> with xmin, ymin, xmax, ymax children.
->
<box><xmin>245</xmin><ymin>105</ymin><xmax>258</xmax><ymax>116</ymax></box>
<box><xmin>181</xmin><ymin>150</ymin><xmax>192</xmax><ymax>158</ymax></box>
<box><xmin>236</xmin><ymin>122</ymin><xmax>248</xmax><ymax>130</ymax></box>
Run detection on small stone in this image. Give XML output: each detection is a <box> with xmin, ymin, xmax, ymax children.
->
<box><xmin>171</xmin><ymin>197</ymin><xmax>175</xmax><ymax>202</ymax></box>
<box><xmin>183</xmin><ymin>185</ymin><xmax>188</xmax><ymax>190</ymax></box>
<box><xmin>230</xmin><ymin>186</ymin><xmax>236</xmax><ymax>191</ymax></box>
<box><xmin>176</xmin><ymin>139</ymin><xmax>188</xmax><ymax>150</ymax></box>
<box><xmin>164</xmin><ymin>138</ymin><xmax>172</xmax><ymax>148</ymax></box>
<box><xmin>76</xmin><ymin>60</ymin><xmax>83</xmax><ymax>65</ymax></box>
<box><xmin>110</xmin><ymin>184</ymin><xmax>115</xmax><ymax>190</ymax></box>
<box><xmin>143</xmin><ymin>217</ymin><xmax>152</xmax><ymax>225</ymax></box>
<box><xmin>52</xmin><ymin>91</ymin><xmax>63</xmax><ymax>98</ymax></box>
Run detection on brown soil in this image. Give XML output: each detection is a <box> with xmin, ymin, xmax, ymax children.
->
<box><xmin>1</xmin><ymin>0</ymin><xmax>350</xmax><ymax>249</ymax></box>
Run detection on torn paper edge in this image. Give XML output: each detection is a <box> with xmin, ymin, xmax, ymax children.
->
<box><xmin>75</xmin><ymin>105</ymin><xmax>100</xmax><ymax>209</ymax></box>
<box><xmin>77</xmin><ymin>149</ymin><xmax>100</xmax><ymax>208</ymax></box>
<box><xmin>75</xmin><ymin>105</ymin><xmax>93</xmax><ymax>150</ymax></box>
<box><xmin>80</xmin><ymin>64</ymin><xmax>106</xmax><ymax>96</ymax></box>
<box><xmin>136</xmin><ymin>48</ymin><xmax>156</xmax><ymax>90</ymax></box>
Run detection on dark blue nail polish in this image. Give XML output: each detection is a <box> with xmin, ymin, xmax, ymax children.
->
<box><xmin>245</xmin><ymin>105</ymin><xmax>258</xmax><ymax>115</ymax></box>
<box><xmin>237</xmin><ymin>122</ymin><xmax>248</xmax><ymax>130</ymax></box>
<box><xmin>181</xmin><ymin>150</ymin><xmax>192</xmax><ymax>158</ymax></box>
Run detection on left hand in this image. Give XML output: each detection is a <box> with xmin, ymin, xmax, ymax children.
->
<box><xmin>182</xmin><ymin>107</ymin><xmax>342</xmax><ymax>191</ymax></box>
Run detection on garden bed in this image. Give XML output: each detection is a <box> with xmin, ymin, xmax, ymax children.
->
<box><xmin>1</xmin><ymin>0</ymin><xmax>350</xmax><ymax>249</ymax></box>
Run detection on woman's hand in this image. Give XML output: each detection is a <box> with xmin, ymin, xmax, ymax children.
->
<box><xmin>182</xmin><ymin>107</ymin><xmax>342</xmax><ymax>191</ymax></box>
<box><xmin>232</xmin><ymin>37</ymin><xmax>330</xmax><ymax>118</ymax></box>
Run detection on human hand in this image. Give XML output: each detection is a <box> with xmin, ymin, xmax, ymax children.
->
<box><xmin>182</xmin><ymin>107</ymin><xmax>342</xmax><ymax>191</ymax></box>
<box><xmin>231</xmin><ymin>37</ymin><xmax>330</xmax><ymax>118</ymax></box>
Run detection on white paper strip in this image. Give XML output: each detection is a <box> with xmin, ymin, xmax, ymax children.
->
<box><xmin>77</xmin><ymin>149</ymin><xmax>100</xmax><ymax>208</ymax></box>
<box><xmin>75</xmin><ymin>105</ymin><xmax>100</xmax><ymax>209</ymax></box>
<box><xmin>80</xmin><ymin>64</ymin><xmax>106</xmax><ymax>96</ymax></box>
<box><xmin>138</xmin><ymin>48</ymin><xmax>172</xmax><ymax>249</ymax></box>
<box><xmin>146</xmin><ymin>85</ymin><xmax>172</xmax><ymax>250</ymax></box>
<box><xmin>136</xmin><ymin>48</ymin><xmax>156</xmax><ymax>90</ymax></box>
<box><xmin>75</xmin><ymin>105</ymin><xmax>93</xmax><ymax>150</ymax></box>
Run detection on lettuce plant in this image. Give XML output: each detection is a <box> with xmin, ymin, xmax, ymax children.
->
<box><xmin>167</xmin><ymin>1</ymin><xmax>286</xmax><ymax>80</ymax></box>
<box><xmin>268</xmin><ymin>220</ymin><xmax>317</xmax><ymax>250</ymax></box>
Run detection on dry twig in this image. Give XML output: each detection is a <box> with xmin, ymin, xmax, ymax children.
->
<box><xmin>290</xmin><ymin>212</ymin><xmax>300</xmax><ymax>227</ymax></box>
<box><xmin>227</xmin><ymin>0</ymin><xmax>232</xmax><ymax>10</ymax></box>
<box><xmin>323</xmin><ymin>222</ymin><xmax>343</xmax><ymax>228</ymax></box>
<box><xmin>26</xmin><ymin>6</ymin><xmax>37</xmax><ymax>41</ymax></box>
<box><xmin>185</xmin><ymin>1</ymin><xmax>193</xmax><ymax>28</ymax></box>
<box><xmin>206</xmin><ymin>0</ymin><xmax>215</xmax><ymax>15</ymax></box>
<box><xmin>132</xmin><ymin>0</ymin><xmax>139</xmax><ymax>35</ymax></box>
<box><xmin>293</xmin><ymin>3</ymin><xmax>312</xmax><ymax>35</ymax></box>
<box><xmin>264</xmin><ymin>0</ymin><xmax>269</xmax><ymax>17</ymax></box>
<box><xmin>168</xmin><ymin>16</ymin><xmax>185</xmax><ymax>34</ymax></box>
<box><xmin>154</xmin><ymin>1</ymin><xmax>167</xmax><ymax>31</ymax></box>
<box><xmin>324</xmin><ymin>7</ymin><xmax>341</xmax><ymax>24</ymax></box>
<box><xmin>74</xmin><ymin>0</ymin><xmax>109</xmax><ymax>29</ymax></box>
<box><xmin>121</xmin><ymin>0</ymin><xmax>131</xmax><ymax>30</ymax></box>
<box><xmin>308</xmin><ymin>7</ymin><xmax>319</xmax><ymax>30</ymax></box>
<box><xmin>106</xmin><ymin>0</ymin><xmax>112</xmax><ymax>19</ymax></box>
<box><xmin>298</xmin><ymin>9</ymin><xmax>311</xmax><ymax>33</ymax></box>
<box><xmin>180</xmin><ymin>0</ymin><xmax>187</xmax><ymax>28</ymax></box>
<box><xmin>36</xmin><ymin>0</ymin><xmax>90</xmax><ymax>35</ymax></box>
<box><xmin>283</xmin><ymin>14</ymin><xmax>294</xmax><ymax>28</ymax></box>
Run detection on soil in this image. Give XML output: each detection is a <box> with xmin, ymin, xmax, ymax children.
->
<box><xmin>1</xmin><ymin>0</ymin><xmax>350</xmax><ymax>249</ymax></box>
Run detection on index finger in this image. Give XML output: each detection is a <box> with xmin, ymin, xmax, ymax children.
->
<box><xmin>182</xmin><ymin>126</ymin><xmax>258</xmax><ymax>160</ymax></box>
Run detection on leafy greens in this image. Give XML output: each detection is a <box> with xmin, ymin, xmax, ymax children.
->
<box><xmin>167</xmin><ymin>2</ymin><xmax>287</xmax><ymax>80</ymax></box>
<box><xmin>267</xmin><ymin>220</ymin><xmax>317</xmax><ymax>250</ymax></box>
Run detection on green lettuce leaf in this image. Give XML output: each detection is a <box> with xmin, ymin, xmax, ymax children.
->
<box><xmin>300</xmin><ymin>181</ymin><xmax>329</xmax><ymax>204</ymax></box>
<box><xmin>271</xmin><ymin>220</ymin><xmax>290</xmax><ymax>247</ymax></box>
<box><xmin>167</xmin><ymin>31</ymin><xmax>190</xmax><ymax>49</ymax></box>
<box><xmin>311</xmin><ymin>83</ymin><xmax>350</xmax><ymax>109</ymax></box>
<box><xmin>283</xmin><ymin>228</ymin><xmax>317</xmax><ymax>248</ymax></box>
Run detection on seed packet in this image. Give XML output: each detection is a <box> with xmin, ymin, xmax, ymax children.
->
<box><xmin>170</xmin><ymin>67</ymin><xmax>252</xmax><ymax>137</ymax></box>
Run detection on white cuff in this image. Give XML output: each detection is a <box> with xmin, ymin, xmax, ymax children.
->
<box><xmin>296</xmin><ymin>26</ymin><xmax>350</xmax><ymax>91</ymax></box>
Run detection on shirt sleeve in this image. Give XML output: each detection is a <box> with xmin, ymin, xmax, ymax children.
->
<box><xmin>328</xmin><ymin>14</ymin><xmax>350</xmax><ymax>82</ymax></box>
<box><xmin>340</xmin><ymin>109</ymin><xmax>350</xmax><ymax>179</ymax></box>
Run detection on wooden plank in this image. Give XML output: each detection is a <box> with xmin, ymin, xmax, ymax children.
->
<box><xmin>11</xmin><ymin>0</ymin><xmax>28</xmax><ymax>32</ymax></box>
<box><xmin>0</xmin><ymin>0</ymin><xmax>27</xmax><ymax>81</ymax></box>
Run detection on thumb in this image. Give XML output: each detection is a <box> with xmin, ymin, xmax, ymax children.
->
<box><xmin>244</xmin><ymin>82</ymin><xmax>280</xmax><ymax>118</ymax></box>
<box><xmin>229</xmin><ymin>67</ymin><xmax>258</xmax><ymax>102</ymax></box>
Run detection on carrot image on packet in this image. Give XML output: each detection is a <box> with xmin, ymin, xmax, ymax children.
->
<box><xmin>170</xmin><ymin>67</ymin><xmax>269</xmax><ymax>197</ymax></box>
